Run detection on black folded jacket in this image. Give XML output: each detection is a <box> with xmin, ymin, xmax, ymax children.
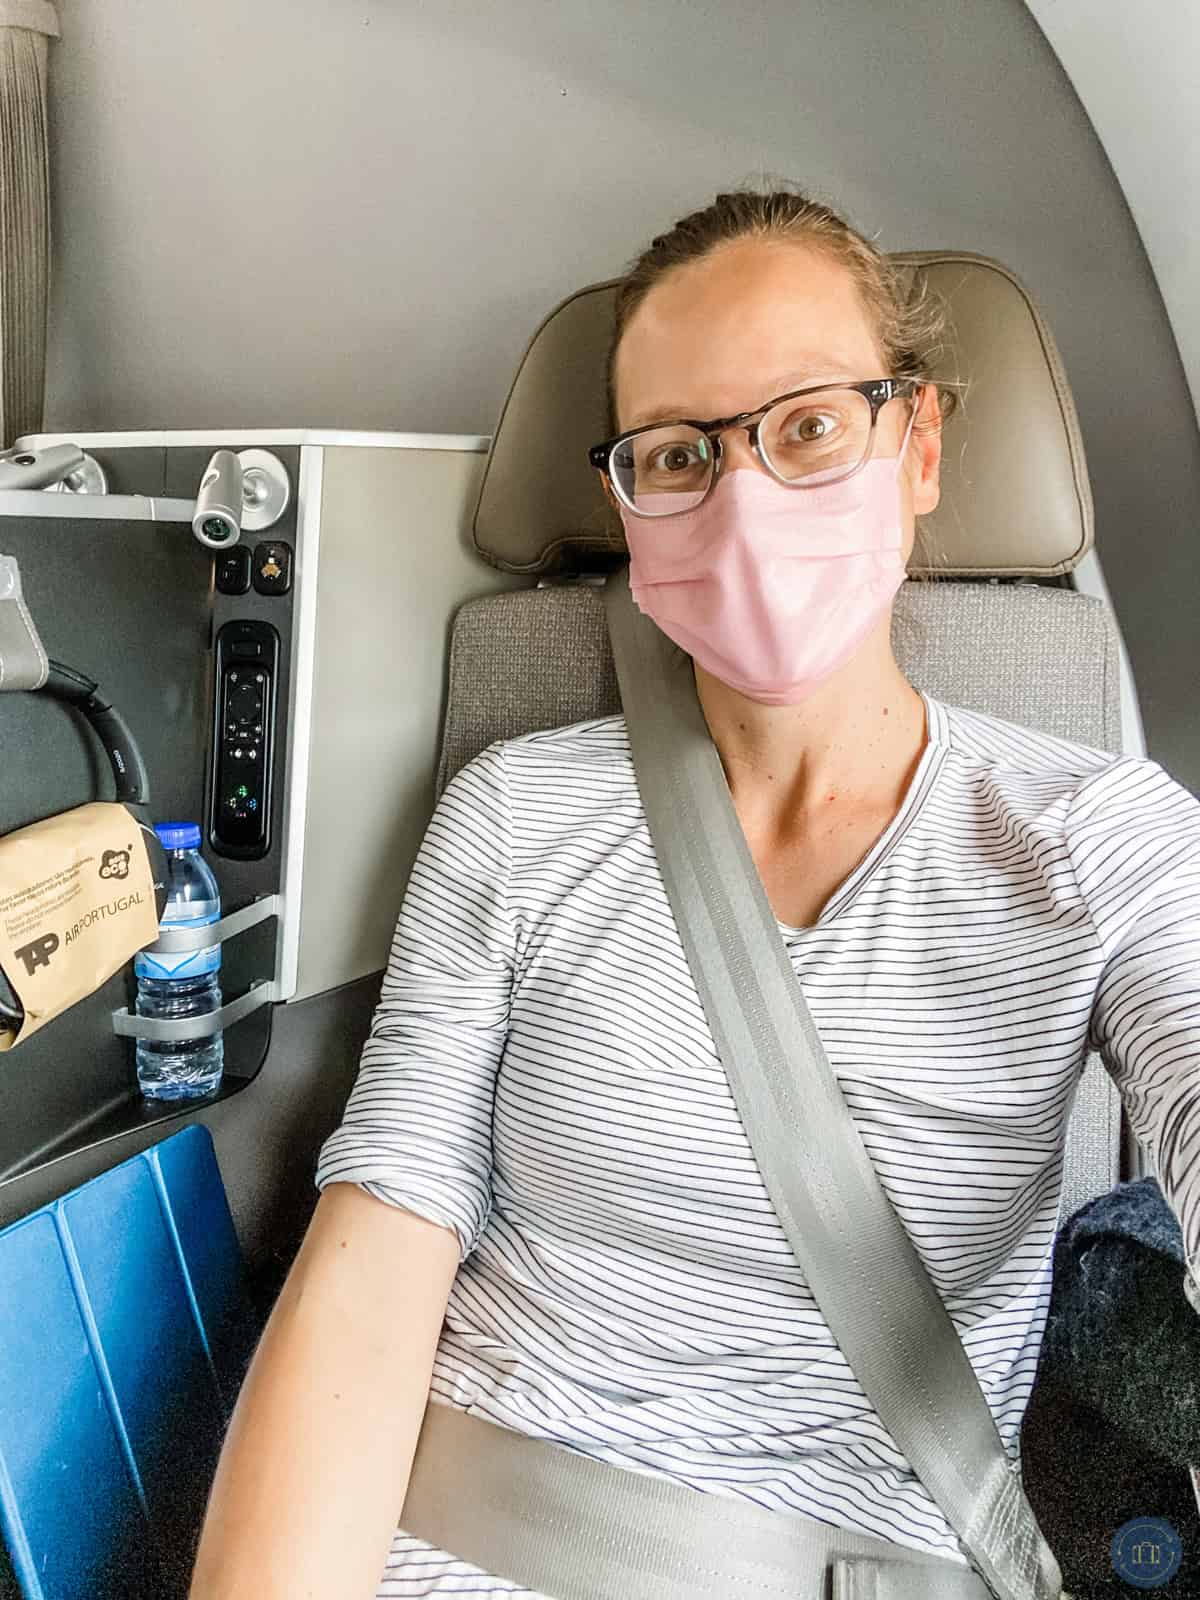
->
<box><xmin>1021</xmin><ymin>1176</ymin><xmax>1200</xmax><ymax>1598</ymax></box>
<box><xmin>1040</xmin><ymin>1176</ymin><xmax>1199</xmax><ymax>1467</ymax></box>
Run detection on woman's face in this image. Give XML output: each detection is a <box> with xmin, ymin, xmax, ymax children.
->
<box><xmin>612</xmin><ymin>237</ymin><xmax>942</xmax><ymax>558</ymax></box>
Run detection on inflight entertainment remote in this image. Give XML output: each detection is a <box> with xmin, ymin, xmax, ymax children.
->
<box><xmin>209</xmin><ymin>619</ymin><xmax>279</xmax><ymax>859</ymax></box>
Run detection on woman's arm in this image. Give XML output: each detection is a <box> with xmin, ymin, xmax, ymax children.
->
<box><xmin>189</xmin><ymin>1181</ymin><xmax>461</xmax><ymax>1600</ymax></box>
<box><xmin>1068</xmin><ymin>756</ymin><xmax>1200</xmax><ymax>1313</ymax></box>
<box><xmin>192</xmin><ymin>740</ymin><xmax>516</xmax><ymax>1595</ymax></box>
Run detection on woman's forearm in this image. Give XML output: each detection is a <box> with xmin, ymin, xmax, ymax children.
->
<box><xmin>189</xmin><ymin>1182</ymin><xmax>462</xmax><ymax>1600</ymax></box>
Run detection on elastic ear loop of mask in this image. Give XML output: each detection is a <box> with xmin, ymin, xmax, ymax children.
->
<box><xmin>894</xmin><ymin>394</ymin><xmax>919</xmax><ymax>478</ymax></box>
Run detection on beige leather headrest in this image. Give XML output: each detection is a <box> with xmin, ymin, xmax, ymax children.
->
<box><xmin>473</xmin><ymin>250</ymin><xmax>1093</xmax><ymax>579</ymax></box>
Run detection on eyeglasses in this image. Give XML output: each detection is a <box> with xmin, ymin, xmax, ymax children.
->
<box><xmin>588</xmin><ymin>377</ymin><xmax>924</xmax><ymax>520</ymax></box>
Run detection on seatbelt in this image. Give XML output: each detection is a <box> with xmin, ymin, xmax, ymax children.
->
<box><xmin>402</xmin><ymin>1396</ymin><xmax>1002</xmax><ymax>1600</ymax></box>
<box><xmin>598</xmin><ymin>562</ymin><xmax>1064</xmax><ymax>1600</ymax></box>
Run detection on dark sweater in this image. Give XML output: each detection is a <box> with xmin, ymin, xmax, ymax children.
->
<box><xmin>1022</xmin><ymin>1178</ymin><xmax>1200</xmax><ymax>1597</ymax></box>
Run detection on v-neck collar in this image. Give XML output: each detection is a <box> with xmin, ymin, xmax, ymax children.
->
<box><xmin>774</xmin><ymin>688</ymin><xmax>950</xmax><ymax>938</ymax></box>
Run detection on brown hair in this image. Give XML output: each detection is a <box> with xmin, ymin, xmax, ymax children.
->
<box><xmin>606</xmin><ymin>182</ymin><xmax>964</xmax><ymax>574</ymax></box>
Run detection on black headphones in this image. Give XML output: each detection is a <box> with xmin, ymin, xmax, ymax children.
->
<box><xmin>0</xmin><ymin>661</ymin><xmax>168</xmax><ymax>1034</ymax></box>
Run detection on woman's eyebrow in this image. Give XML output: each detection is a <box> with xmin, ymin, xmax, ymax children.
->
<box><xmin>623</xmin><ymin>367</ymin><xmax>858</xmax><ymax>430</ymax></box>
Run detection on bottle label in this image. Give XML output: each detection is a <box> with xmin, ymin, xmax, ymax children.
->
<box><xmin>134</xmin><ymin>911</ymin><xmax>222</xmax><ymax>981</ymax></box>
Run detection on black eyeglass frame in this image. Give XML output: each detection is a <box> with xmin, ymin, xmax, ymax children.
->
<box><xmin>587</xmin><ymin>376</ymin><xmax>925</xmax><ymax>516</ymax></box>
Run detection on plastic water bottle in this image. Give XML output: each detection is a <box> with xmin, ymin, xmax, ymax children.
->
<box><xmin>134</xmin><ymin>822</ymin><xmax>224</xmax><ymax>1100</ymax></box>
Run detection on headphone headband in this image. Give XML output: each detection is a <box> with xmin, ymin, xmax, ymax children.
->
<box><xmin>42</xmin><ymin>660</ymin><xmax>151</xmax><ymax>807</ymax></box>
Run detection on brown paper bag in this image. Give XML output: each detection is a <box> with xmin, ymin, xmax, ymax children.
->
<box><xmin>0</xmin><ymin>801</ymin><xmax>160</xmax><ymax>1050</ymax></box>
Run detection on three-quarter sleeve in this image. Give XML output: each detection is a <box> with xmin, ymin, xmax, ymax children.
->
<box><xmin>1066</xmin><ymin>756</ymin><xmax>1200</xmax><ymax>1315</ymax></box>
<box><xmin>315</xmin><ymin>740</ymin><xmax>514</xmax><ymax>1263</ymax></box>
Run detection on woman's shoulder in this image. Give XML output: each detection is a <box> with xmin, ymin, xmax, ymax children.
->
<box><xmin>493</xmin><ymin>713</ymin><xmax>634</xmax><ymax>775</ymax></box>
<box><xmin>931</xmin><ymin>693</ymin><xmax>1200</xmax><ymax>845</ymax></box>
<box><xmin>441</xmin><ymin>716</ymin><xmax>636</xmax><ymax>826</ymax></box>
<box><xmin>930</xmin><ymin>692</ymin><xmax>1117</xmax><ymax>782</ymax></box>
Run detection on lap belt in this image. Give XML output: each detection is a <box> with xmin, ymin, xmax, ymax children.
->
<box><xmin>402</xmin><ymin>1398</ymin><xmax>999</xmax><ymax>1600</ymax></box>
<box><xmin>399</xmin><ymin>565</ymin><xmax>1068</xmax><ymax>1600</ymax></box>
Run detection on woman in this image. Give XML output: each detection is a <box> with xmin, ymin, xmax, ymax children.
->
<box><xmin>189</xmin><ymin>188</ymin><xmax>1200</xmax><ymax>1599</ymax></box>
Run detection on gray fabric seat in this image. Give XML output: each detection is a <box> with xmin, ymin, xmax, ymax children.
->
<box><xmin>437</xmin><ymin>251</ymin><xmax>1131</xmax><ymax>1227</ymax></box>
<box><xmin>437</xmin><ymin>580</ymin><xmax>1124</xmax><ymax>1229</ymax></box>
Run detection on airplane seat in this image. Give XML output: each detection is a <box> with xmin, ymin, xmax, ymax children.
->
<box><xmin>439</xmin><ymin>250</ymin><xmax>1128</xmax><ymax>1231</ymax></box>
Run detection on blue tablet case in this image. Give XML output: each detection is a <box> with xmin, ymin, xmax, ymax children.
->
<box><xmin>0</xmin><ymin>1124</ymin><xmax>247</xmax><ymax>1599</ymax></box>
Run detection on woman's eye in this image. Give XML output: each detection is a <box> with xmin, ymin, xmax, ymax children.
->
<box><xmin>780</xmin><ymin>409</ymin><xmax>838</xmax><ymax>444</ymax></box>
<box><xmin>647</xmin><ymin>442</ymin><xmax>704</xmax><ymax>473</ymax></box>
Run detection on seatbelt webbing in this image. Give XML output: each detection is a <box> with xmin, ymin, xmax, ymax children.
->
<box><xmin>401</xmin><ymin>1398</ymin><xmax>1002</xmax><ymax>1600</ymax></box>
<box><xmin>599</xmin><ymin>564</ymin><xmax>1063</xmax><ymax>1600</ymax></box>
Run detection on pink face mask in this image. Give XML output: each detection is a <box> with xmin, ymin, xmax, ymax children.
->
<box><xmin>619</xmin><ymin>408</ymin><xmax>918</xmax><ymax>706</ymax></box>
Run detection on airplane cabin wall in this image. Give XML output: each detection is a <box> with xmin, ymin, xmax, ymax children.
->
<box><xmin>1024</xmin><ymin>0</ymin><xmax>1200</xmax><ymax>435</ymax></box>
<box><xmin>38</xmin><ymin>0</ymin><xmax>1200</xmax><ymax>794</ymax></box>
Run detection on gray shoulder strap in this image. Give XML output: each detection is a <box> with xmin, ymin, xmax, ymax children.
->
<box><xmin>601</xmin><ymin>564</ymin><xmax>1063</xmax><ymax>1600</ymax></box>
<box><xmin>0</xmin><ymin>556</ymin><xmax>48</xmax><ymax>692</ymax></box>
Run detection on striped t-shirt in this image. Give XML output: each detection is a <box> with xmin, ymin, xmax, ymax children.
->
<box><xmin>315</xmin><ymin>689</ymin><xmax>1200</xmax><ymax>1598</ymax></box>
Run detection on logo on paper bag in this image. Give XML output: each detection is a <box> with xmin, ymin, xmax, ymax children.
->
<box><xmin>98</xmin><ymin>847</ymin><xmax>132</xmax><ymax>881</ymax></box>
<box><xmin>13</xmin><ymin>932</ymin><xmax>60</xmax><ymax>977</ymax></box>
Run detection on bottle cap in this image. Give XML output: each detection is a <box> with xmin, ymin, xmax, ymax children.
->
<box><xmin>154</xmin><ymin>821</ymin><xmax>202</xmax><ymax>850</ymax></box>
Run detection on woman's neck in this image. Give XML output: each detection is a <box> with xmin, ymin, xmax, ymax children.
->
<box><xmin>695</xmin><ymin>646</ymin><xmax>928</xmax><ymax>844</ymax></box>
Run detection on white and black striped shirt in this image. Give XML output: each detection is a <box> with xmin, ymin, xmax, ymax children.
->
<box><xmin>315</xmin><ymin>690</ymin><xmax>1200</xmax><ymax>1597</ymax></box>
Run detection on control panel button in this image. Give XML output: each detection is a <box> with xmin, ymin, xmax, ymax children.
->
<box><xmin>229</xmin><ymin>681</ymin><xmax>262</xmax><ymax>723</ymax></box>
<box><xmin>252</xmin><ymin>540</ymin><xmax>292</xmax><ymax>596</ymax></box>
<box><xmin>214</xmin><ymin>546</ymin><xmax>252</xmax><ymax>596</ymax></box>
